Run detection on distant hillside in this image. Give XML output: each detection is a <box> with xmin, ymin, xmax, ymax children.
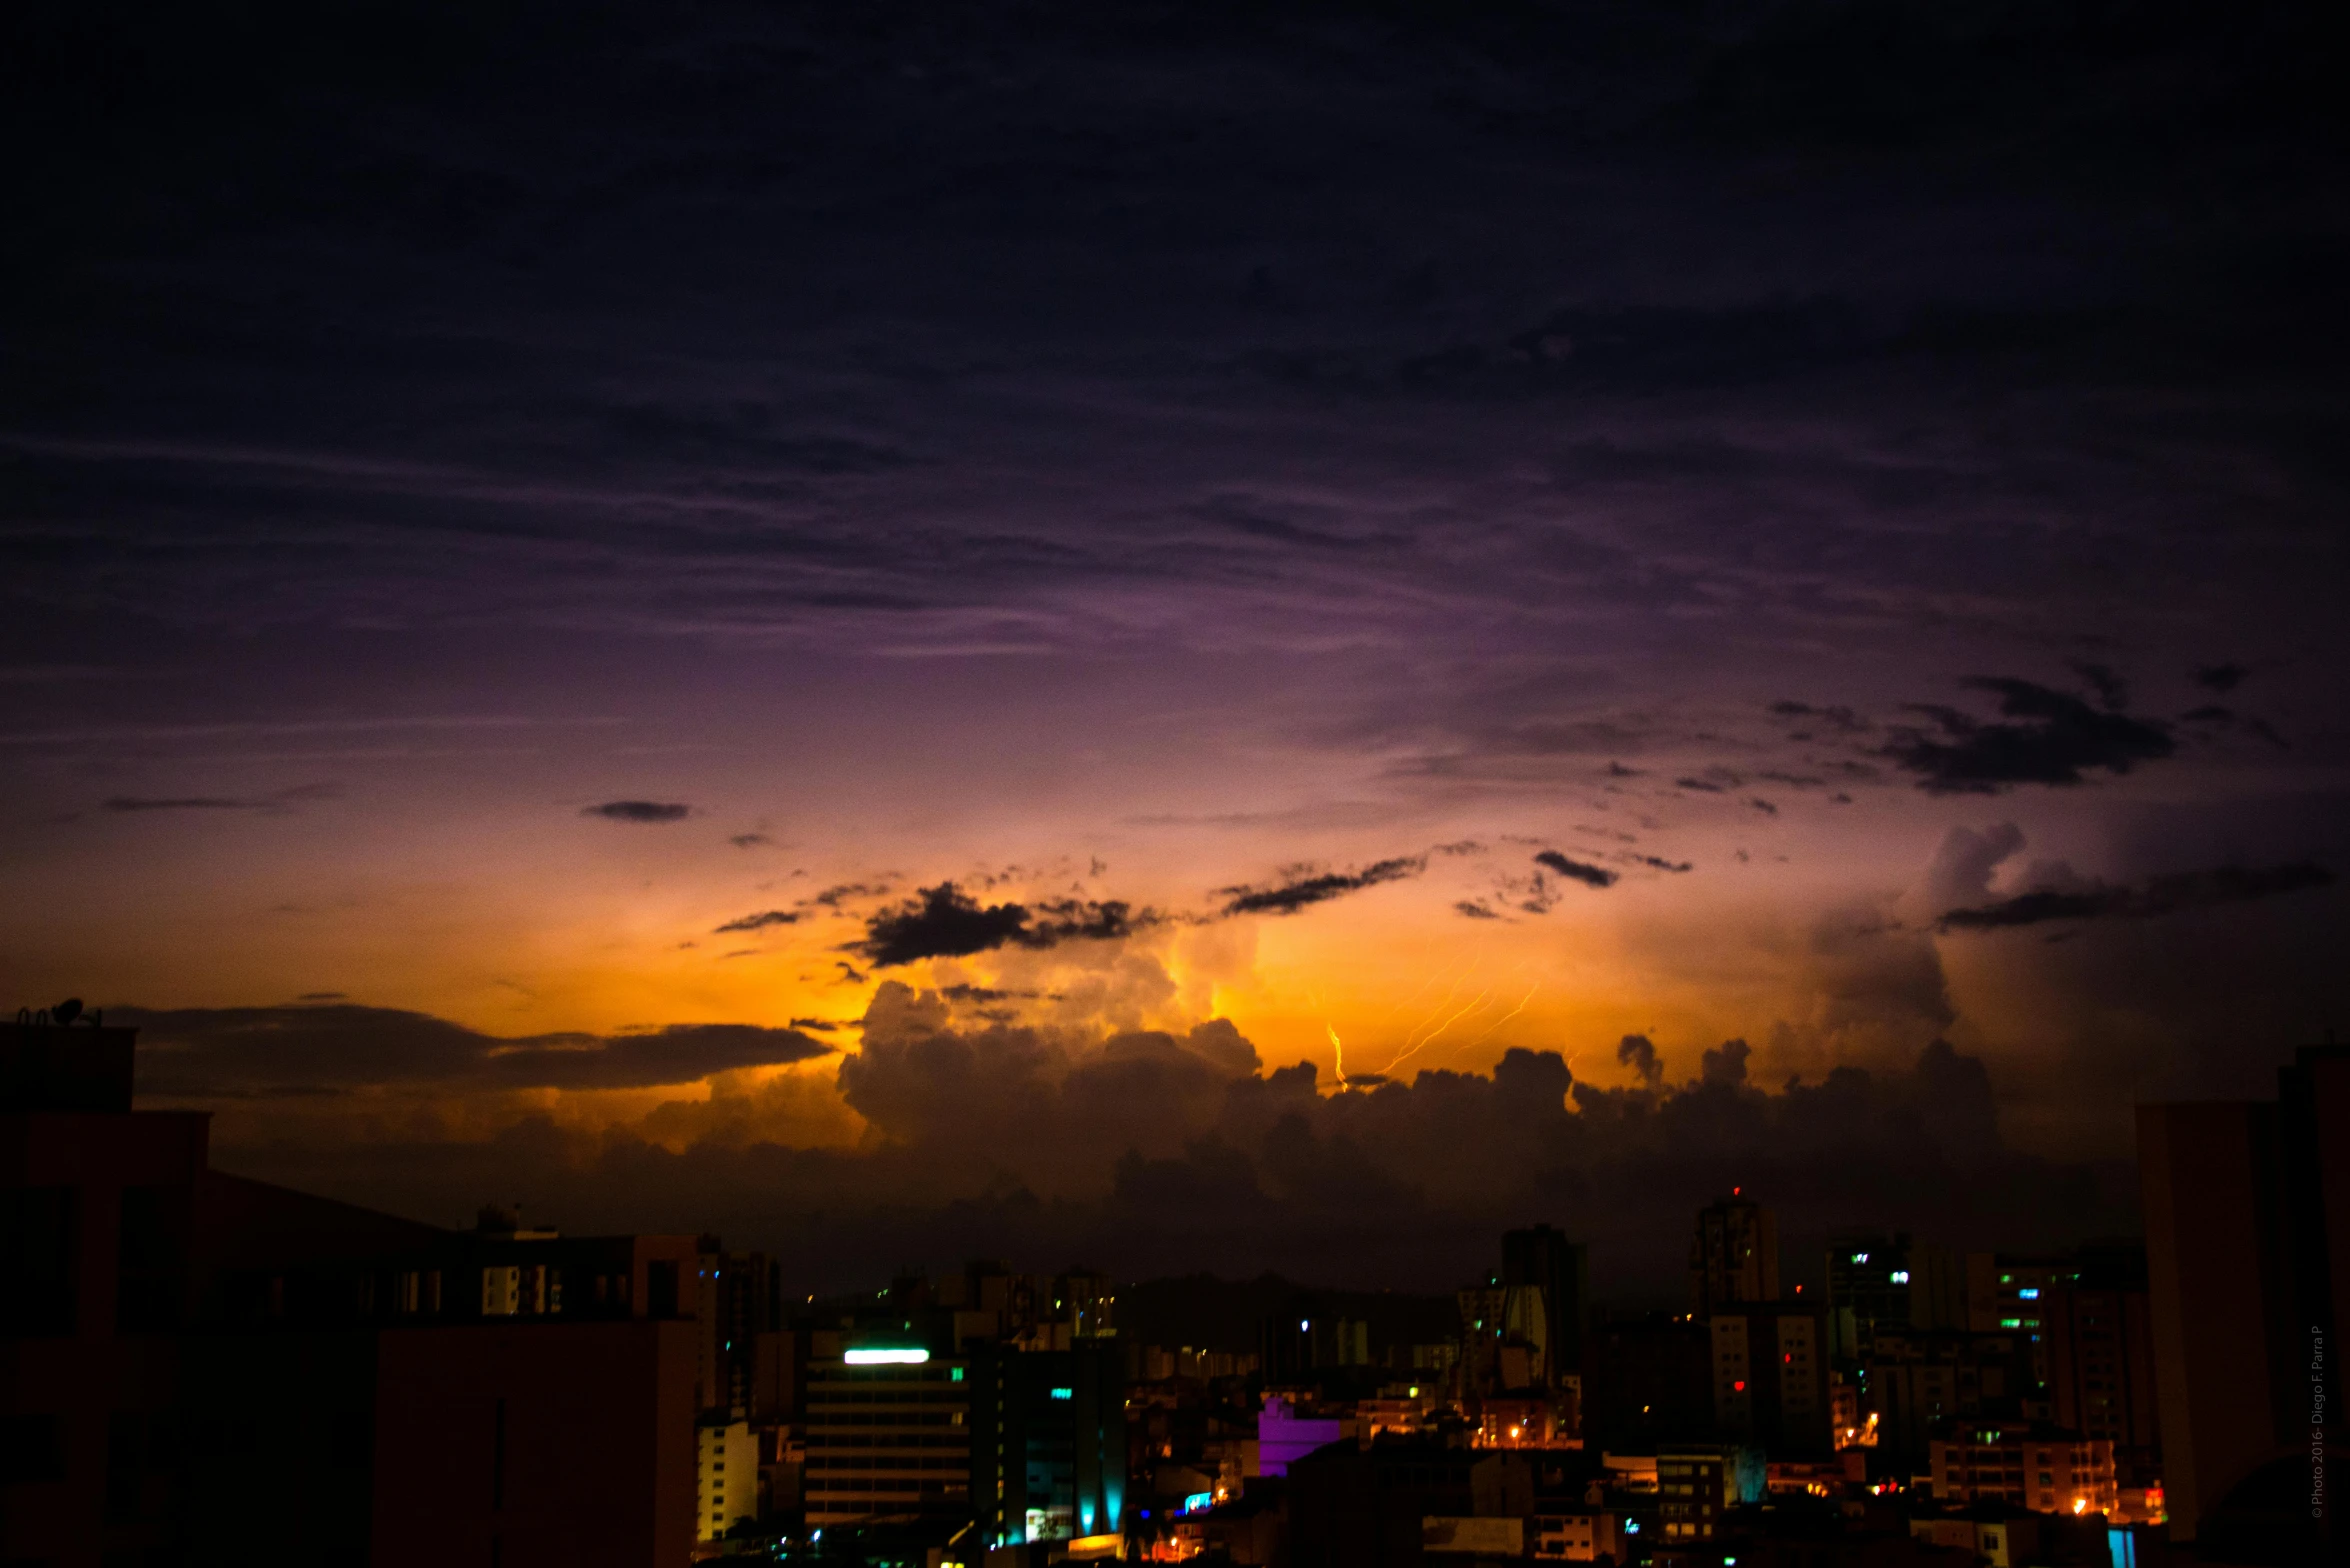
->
<box><xmin>1119</xmin><ymin>1271</ymin><xmax>1458</xmax><ymax>1355</ymax></box>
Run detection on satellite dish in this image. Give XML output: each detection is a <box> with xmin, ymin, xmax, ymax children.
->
<box><xmin>52</xmin><ymin>998</ymin><xmax>83</xmax><ymax>1026</ymax></box>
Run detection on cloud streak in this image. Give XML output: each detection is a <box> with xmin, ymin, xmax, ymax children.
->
<box><xmin>1533</xmin><ymin>850</ymin><xmax>1618</xmax><ymax>889</ymax></box>
<box><xmin>582</xmin><ymin>800</ymin><xmax>691</xmax><ymax>823</ymax></box>
<box><xmin>115</xmin><ymin>1004</ymin><xmax>832</xmax><ymax>1096</ymax></box>
<box><xmin>1937</xmin><ymin>862</ymin><xmax>2334</xmax><ymax>932</ymax></box>
<box><xmin>715</xmin><ymin>909</ymin><xmax>800</xmax><ymax>933</ymax></box>
<box><xmin>1216</xmin><ymin>857</ymin><xmax>1424</xmax><ymax>916</ymax></box>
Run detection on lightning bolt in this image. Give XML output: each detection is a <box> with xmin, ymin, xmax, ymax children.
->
<box><xmin>1326</xmin><ymin>1024</ymin><xmax>1348</xmax><ymax>1088</ymax></box>
<box><xmin>1381</xmin><ymin>983</ymin><xmax>1496</xmax><ymax>1077</ymax></box>
<box><xmin>1453</xmin><ymin>982</ymin><xmax>1541</xmax><ymax>1059</ymax></box>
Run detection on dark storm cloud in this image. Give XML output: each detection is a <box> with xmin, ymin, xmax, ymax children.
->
<box><xmin>1217</xmin><ymin>857</ymin><xmax>1423</xmax><ymax>917</ymax></box>
<box><xmin>3</xmin><ymin>0</ymin><xmax>2337</xmax><ymax>677</ymax></box>
<box><xmin>729</xmin><ymin>833</ymin><xmax>774</xmax><ymax>849</ymax></box>
<box><xmin>582</xmin><ymin>800</ymin><xmax>691</xmax><ymax>824</ymax></box>
<box><xmin>114</xmin><ymin>1004</ymin><xmax>830</xmax><ymax>1097</ymax></box>
<box><xmin>401</xmin><ymin>994</ymin><xmax>2090</xmax><ymax>1296</ymax></box>
<box><xmin>2180</xmin><ymin>705</ymin><xmax>2290</xmax><ymax>749</ymax></box>
<box><xmin>1616</xmin><ymin>1033</ymin><xmax>1662</xmax><ymax>1087</ymax></box>
<box><xmin>2069</xmin><ymin>662</ymin><xmax>2130</xmax><ymax>711</ymax></box>
<box><xmin>714</xmin><ymin>909</ymin><xmax>799</xmax><ymax>933</ymax></box>
<box><xmin>1883</xmin><ymin>679</ymin><xmax>2175</xmax><ymax>794</ymax></box>
<box><xmin>2194</xmin><ymin>664</ymin><xmax>2251</xmax><ymax>693</ymax></box>
<box><xmin>854</xmin><ymin>882</ymin><xmax>1144</xmax><ymax>967</ymax></box>
<box><xmin>1937</xmin><ymin>862</ymin><xmax>2334</xmax><ymax>932</ymax></box>
<box><xmin>1454</xmin><ymin>900</ymin><xmax>1503</xmax><ymax>921</ymax></box>
<box><xmin>1533</xmin><ymin>851</ymin><xmax>1617</xmax><ymax>889</ymax></box>
<box><xmin>1633</xmin><ymin>855</ymin><xmax>1694</xmax><ymax>874</ymax></box>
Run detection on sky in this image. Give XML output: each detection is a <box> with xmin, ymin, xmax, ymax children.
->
<box><xmin>4</xmin><ymin>0</ymin><xmax>2345</xmax><ymax>1298</ymax></box>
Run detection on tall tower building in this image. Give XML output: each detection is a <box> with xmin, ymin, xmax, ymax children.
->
<box><xmin>1690</xmin><ymin>1193</ymin><xmax>1779</xmax><ymax>1317</ymax></box>
<box><xmin>2138</xmin><ymin>1043</ymin><xmax>2348</xmax><ymax>1558</ymax></box>
<box><xmin>1501</xmin><ymin>1224</ymin><xmax>1590</xmax><ymax>1380</ymax></box>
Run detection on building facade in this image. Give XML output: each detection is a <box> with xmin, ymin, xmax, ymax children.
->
<box><xmin>968</xmin><ymin>1340</ymin><xmax>1126</xmax><ymax>1550</ymax></box>
<box><xmin>0</xmin><ymin>1014</ymin><xmax>700</xmax><ymax>1568</ymax></box>
<box><xmin>1689</xmin><ymin>1194</ymin><xmax>1779</xmax><ymax>1317</ymax></box>
<box><xmin>800</xmin><ymin>1349</ymin><xmax>973</xmax><ymax>1527</ymax></box>
<box><xmin>1926</xmin><ymin>1419</ymin><xmax>2117</xmax><ymax>1517</ymax></box>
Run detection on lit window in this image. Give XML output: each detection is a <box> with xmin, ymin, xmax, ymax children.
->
<box><xmin>1890</xmin><ymin>1271</ymin><xmax>1910</xmax><ymax>1284</ymax></box>
<box><xmin>2018</xmin><ymin>1288</ymin><xmax>2040</xmax><ymax>1300</ymax></box>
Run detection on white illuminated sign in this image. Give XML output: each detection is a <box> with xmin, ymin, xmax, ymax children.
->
<box><xmin>844</xmin><ymin>1348</ymin><xmax>930</xmax><ymax>1365</ymax></box>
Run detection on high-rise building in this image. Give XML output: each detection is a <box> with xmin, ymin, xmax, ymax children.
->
<box><xmin>0</xmin><ymin>1012</ymin><xmax>700</xmax><ymax>1567</ymax></box>
<box><xmin>697</xmin><ymin>1416</ymin><xmax>758</xmax><ymax>1541</ymax></box>
<box><xmin>1501</xmin><ymin>1225</ymin><xmax>1589</xmax><ymax>1381</ymax></box>
<box><xmin>1856</xmin><ymin>1325</ymin><xmax>2038</xmax><ymax>1468</ymax></box>
<box><xmin>1825</xmin><ymin>1234</ymin><xmax>1914</xmax><ymax>1350</ymax></box>
<box><xmin>1689</xmin><ymin>1194</ymin><xmax>1778</xmax><ymax>1316</ymax></box>
<box><xmin>1704</xmin><ymin>1302</ymin><xmax>1831</xmax><ymax>1456</ymax></box>
<box><xmin>695</xmin><ymin>1242</ymin><xmax>783</xmax><ymax>1416</ymax></box>
<box><xmin>968</xmin><ymin>1340</ymin><xmax>1126</xmax><ymax>1549</ymax></box>
<box><xmin>1456</xmin><ymin>1280</ymin><xmax>1550</xmax><ymax>1396</ymax></box>
<box><xmin>2041</xmin><ymin>1242</ymin><xmax>2159</xmax><ymax>1500</ymax></box>
<box><xmin>1829</xmin><ymin>1233</ymin><xmax>1964</xmax><ymax>1352</ymax></box>
<box><xmin>800</xmin><ymin>1346</ymin><xmax>972</xmax><ymax>1528</ymax></box>
<box><xmin>1964</xmin><ymin>1250</ymin><xmax>2075</xmax><ymax>1386</ymax></box>
<box><xmin>2138</xmin><ymin>1044</ymin><xmax>2349</xmax><ymax>1557</ymax></box>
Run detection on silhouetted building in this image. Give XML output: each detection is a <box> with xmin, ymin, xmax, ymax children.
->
<box><xmin>0</xmin><ymin>1013</ymin><xmax>699</xmax><ymax>1568</ymax></box>
<box><xmin>1829</xmin><ymin>1234</ymin><xmax>1965</xmax><ymax>1353</ymax></box>
<box><xmin>1502</xmin><ymin>1225</ymin><xmax>1590</xmax><ymax>1381</ymax></box>
<box><xmin>2139</xmin><ymin>1043</ymin><xmax>2350</xmax><ymax>1559</ymax></box>
<box><xmin>969</xmin><ymin>1339</ymin><xmax>1126</xmax><ymax>1548</ymax></box>
<box><xmin>1857</xmin><ymin>1327</ymin><xmax>2037</xmax><ymax>1470</ymax></box>
<box><xmin>1690</xmin><ymin>1194</ymin><xmax>1778</xmax><ymax>1316</ymax></box>
<box><xmin>1262</xmin><ymin>1300</ymin><xmax>1373</xmax><ymax>1382</ymax></box>
<box><xmin>1706</xmin><ymin>1302</ymin><xmax>1831</xmax><ymax>1457</ymax></box>
<box><xmin>1963</xmin><ymin>1250</ymin><xmax>2073</xmax><ymax>1386</ymax></box>
<box><xmin>695</xmin><ymin>1241</ymin><xmax>783</xmax><ymax>1416</ymax></box>
<box><xmin>1583</xmin><ymin>1313</ymin><xmax>1713</xmax><ymax>1448</ymax></box>
<box><xmin>1457</xmin><ymin>1279</ymin><xmax>1550</xmax><ymax>1397</ymax></box>
<box><xmin>1288</xmin><ymin>1437</ymin><xmax>1475</xmax><ymax>1568</ymax></box>
<box><xmin>2041</xmin><ymin>1242</ymin><xmax>2159</xmax><ymax>1502</ymax></box>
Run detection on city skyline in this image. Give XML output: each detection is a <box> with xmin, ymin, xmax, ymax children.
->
<box><xmin>5</xmin><ymin>1</ymin><xmax>2345</xmax><ymax>1293</ymax></box>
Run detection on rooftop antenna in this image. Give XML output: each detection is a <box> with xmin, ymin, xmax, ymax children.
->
<box><xmin>51</xmin><ymin>998</ymin><xmax>82</xmax><ymax>1027</ymax></box>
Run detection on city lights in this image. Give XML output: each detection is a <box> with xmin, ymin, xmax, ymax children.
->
<box><xmin>843</xmin><ymin>1347</ymin><xmax>931</xmax><ymax>1365</ymax></box>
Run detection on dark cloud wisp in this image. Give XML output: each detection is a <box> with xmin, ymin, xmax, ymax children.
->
<box><xmin>114</xmin><ymin>1004</ymin><xmax>831</xmax><ymax>1097</ymax></box>
<box><xmin>1883</xmin><ymin>679</ymin><xmax>2175</xmax><ymax>795</ymax></box>
<box><xmin>1218</xmin><ymin>857</ymin><xmax>1424</xmax><ymax>917</ymax></box>
<box><xmin>855</xmin><ymin>882</ymin><xmax>1144</xmax><ymax>967</ymax></box>
<box><xmin>715</xmin><ymin>909</ymin><xmax>800</xmax><ymax>933</ymax></box>
<box><xmin>583</xmin><ymin>801</ymin><xmax>691</xmax><ymax>824</ymax></box>
<box><xmin>1937</xmin><ymin>862</ymin><xmax>2334</xmax><ymax>932</ymax></box>
<box><xmin>1533</xmin><ymin>851</ymin><xmax>1618</xmax><ymax>889</ymax></box>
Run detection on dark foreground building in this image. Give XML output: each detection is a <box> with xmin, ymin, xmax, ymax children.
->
<box><xmin>1</xmin><ymin>1013</ymin><xmax>697</xmax><ymax>1566</ymax></box>
<box><xmin>2139</xmin><ymin>1042</ymin><xmax>2348</xmax><ymax>1563</ymax></box>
